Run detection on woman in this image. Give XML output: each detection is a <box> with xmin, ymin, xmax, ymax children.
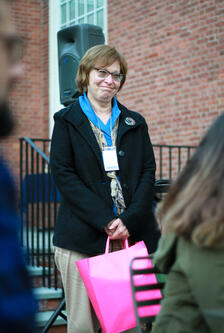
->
<box><xmin>152</xmin><ymin>114</ymin><xmax>224</xmax><ymax>333</ymax></box>
<box><xmin>50</xmin><ymin>44</ymin><xmax>159</xmax><ymax>333</ymax></box>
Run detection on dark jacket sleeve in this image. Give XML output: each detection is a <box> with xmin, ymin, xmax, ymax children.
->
<box><xmin>50</xmin><ymin>113</ymin><xmax>116</xmax><ymax>231</ymax></box>
<box><xmin>0</xmin><ymin>158</ymin><xmax>36</xmax><ymax>333</ymax></box>
<box><xmin>119</xmin><ymin>120</ymin><xmax>156</xmax><ymax>235</ymax></box>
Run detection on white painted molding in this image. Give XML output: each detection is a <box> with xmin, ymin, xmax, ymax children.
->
<box><xmin>49</xmin><ymin>0</ymin><xmax>63</xmax><ymax>138</ymax></box>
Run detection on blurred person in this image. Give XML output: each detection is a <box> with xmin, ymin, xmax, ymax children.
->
<box><xmin>0</xmin><ymin>0</ymin><xmax>36</xmax><ymax>332</ymax></box>
<box><xmin>152</xmin><ymin>113</ymin><xmax>224</xmax><ymax>333</ymax></box>
<box><xmin>50</xmin><ymin>44</ymin><xmax>159</xmax><ymax>333</ymax></box>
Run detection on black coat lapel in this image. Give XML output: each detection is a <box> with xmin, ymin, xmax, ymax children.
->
<box><xmin>63</xmin><ymin>101</ymin><xmax>104</xmax><ymax>169</ymax></box>
<box><xmin>116</xmin><ymin>103</ymin><xmax>142</xmax><ymax>147</ymax></box>
<box><xmin>62</xmin><ymin>100</ymin><xmax>143</xmax><ymax>166</ymax></box>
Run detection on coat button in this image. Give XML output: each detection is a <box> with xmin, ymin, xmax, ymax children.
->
<box><xmin>123</xmin><ymin>183</ymin><xmax>129</xmax><ymax>190</ymax></box>
<box><xmin>118</xmin><ymin>150</ymin><xmax>125</xmax><ymax>157</ymax></box>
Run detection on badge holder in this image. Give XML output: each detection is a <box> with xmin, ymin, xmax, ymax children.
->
<box><xmin>102</xmin><ymin>146</ymin><xmax>119</xmax><ymax>171</ymax></box>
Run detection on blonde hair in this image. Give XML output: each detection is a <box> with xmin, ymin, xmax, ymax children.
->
<box><xmin>76</xmin><ymin>44</ymin><xmax>127</xmax><ymax>94</ymax></box>
<box><xmin>158</xmin><ymin>113</ymin><xmax>224</xmax><ymax>247</ymax></box>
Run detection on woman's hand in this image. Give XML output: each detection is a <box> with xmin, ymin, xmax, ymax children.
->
<box><xmin>105</xmin><ymin>218</ymin><xmax>130</xmax><ymax>240</ymax></box>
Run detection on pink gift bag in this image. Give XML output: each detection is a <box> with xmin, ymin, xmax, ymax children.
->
<box><xmin>76</xmin><ymin>237</ymin><xmax>149</xmax><ymax>333</ymax></box>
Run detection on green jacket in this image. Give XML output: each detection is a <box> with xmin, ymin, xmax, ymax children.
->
<box><xmin>152</xmin><ymin>233</ymin><xmax>224</xmax><ymax>333</ymax></box>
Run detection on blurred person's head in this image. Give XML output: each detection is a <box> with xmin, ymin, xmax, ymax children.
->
<box><xmin>76</xmin><ymin>44</ymin><xmax>128</xmax><ymax>95</ymax></box>
<box><xmin>0</xmin><ymin>0</ymin><xmax>24</xmax><ymax>137</ymax></box>
<box><xmin>157</xmin><ymin>113</ymin><xmax>224</xmax><ymax>247</ymax></box>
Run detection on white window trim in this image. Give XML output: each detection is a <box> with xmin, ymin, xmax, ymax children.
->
<box><xmin>49</xmin><ymin>0</ymin><xmax>63</xmax><ymax>138</ymax></box>
<box><xmin>104</xmin><ymin>0</ymin><xmax>108</xmax><ymax>43</ymax></box>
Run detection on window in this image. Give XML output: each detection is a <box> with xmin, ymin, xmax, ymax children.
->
<box><xmin>59</xmin><ymin>0</ymin><xmax>107</xmax><ymax>37</ymax></box>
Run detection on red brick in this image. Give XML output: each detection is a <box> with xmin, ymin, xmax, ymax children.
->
<box><xmin>2</xmin><ymin>0</ymin><xmax>224</xmax><ymax>185</ymax></box>
<box><xmin>108</xmin><ymin>0</ymin><xmax>224</xmax><ymax>147</ymax></box>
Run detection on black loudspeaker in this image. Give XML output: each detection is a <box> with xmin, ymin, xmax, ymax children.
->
<box><xmin>57</xmin><ymin>24</ymin><xmax>105</xmax><ymax>106</ymax></box>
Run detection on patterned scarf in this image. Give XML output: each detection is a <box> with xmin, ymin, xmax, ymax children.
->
<box><xmin>89</xmin><ymin>118</ymin><xmax>126</xmax><ymax>214</ymax></box>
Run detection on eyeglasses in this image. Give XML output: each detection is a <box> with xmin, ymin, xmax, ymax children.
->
<box><xmin>93</xmin><ymin>67</ymin><xmax>124</xmax><ymax>82</ymax></box>
<box><xmin>0</xmin><ymin>34</ymin><xmax>24</xmax><ymax>63</ymax></box>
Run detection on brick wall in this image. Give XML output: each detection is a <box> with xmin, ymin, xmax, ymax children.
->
<box><xmin>108</xmin><ymin>0</ymin><xmax>224</xmax><ymax>145</ymax></box>
<box><xmin>1</xmin><ymin>0</ymin><xmax>49</xmax><ymax>184</ymax></box>
<box><xmin>2</xmin><ymin>0</ymin><xmax>224</xmax><ymax>183</ymax></box>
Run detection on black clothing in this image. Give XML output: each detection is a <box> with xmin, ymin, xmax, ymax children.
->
<box><xmin>50</xmin><ymin>99</ymin><xmax>159</xmax><ymax>254</ymax></box>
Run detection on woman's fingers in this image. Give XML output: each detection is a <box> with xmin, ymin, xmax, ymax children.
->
<box><xmin>108</xmin><ymin>219</ymin><xmax>120</xmax><ymax>230</ymax></box>
<box><xmin>105</xmin><ymin>226</ymin><xmax>114</xmax><ymax>236</ymax></box>
<box><xmin>109</xmin><ymin>223</ymin><xmax>130</xmax><ymax>240</ymax></box>
<box><xmin>105</xmin><ymin>218</ymin><xmax>129</xmax><ymax>239</ymax></box>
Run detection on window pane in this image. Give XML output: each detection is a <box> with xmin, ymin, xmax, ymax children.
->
<box><xmin>87</xmin><ymin>13</ymin><xmax>94</xmax><ymax>24</ymax></box>
<box><xmin>70</xmin><ymin>0</ymin><xmax>75</xmax><ymax>20</ymax></box>
<box><xmin>61</xmin><ymin>4</ymin><xmax>67</xmax><ymax>25</ymax></box>
<box><xmin>60</xmin><ymin>0</ymin><xmax>105</xmax><ymax>31</ymax></box>
<box><xmin>78</xmin><ymin>0</ymin><xmax>84</xmax><ymax>16</ymax></box>
<box><xmin>78</xmin><ymin>17</ymin><xmax>85</xmax><ymax>24</ymax></box>
<box><xmin>87</xmin><ymin>0</ymin><xmax>94</xmax><ymax>12</ymax></box>
<box><xmin>97</xmin><ymin>9</ymin><xmax>104</xmax><ymax>29</ymax></box>
<box><xmin>96</xmin><ymin>0</ymin><xmax>104</xmax><ymax>8</ymax></box>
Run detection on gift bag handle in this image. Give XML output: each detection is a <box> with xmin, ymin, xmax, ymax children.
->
<box><xmin>105</xmin><ymin>237</ymin><xmax>129</xmax><ymax>254</ymax></box>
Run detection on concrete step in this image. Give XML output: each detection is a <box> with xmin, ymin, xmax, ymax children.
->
<box><xmin>28</xmin><ymin>264</ymin><xmax>55</xmax><ymax>276</ymax></box>
<box><xmin>28</xmin><ymin>265</ymin><xmax>44</xmax><ymax>276</ymax></box>
<box><xmin>33</xmin><ymin>287</ymin><xmax>67</xmax><ymax>329</ymax></box>
<box><xmin>36</xmin><ymin>310</ymin><xmax>67</xmax><ymax>328</ymax></box>
<box><xmin>22</xmin><ymin>228</ymin><xmax>54</xmax><ymax>253</ymax></box>
<box><xmin>34</xmin><ymin>287</ymin><xmax>63</xmax><ymax>300</ymax></box>
<box><xmin>28</xmin><ymin>265</ymin><xmax>60</xmax><ymax>288</ymax></box>
<box><xmin>28</xmin><ymin>264</ymin><xmax>66</xmax><ymax>330</ymax></box>
<box><xmin>35</xmin><ymin>287</ymin><xmax>64</xmax><ymax>313</ymax></box>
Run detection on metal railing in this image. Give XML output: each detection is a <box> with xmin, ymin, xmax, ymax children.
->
<box><xmin>153</xmin><ymin>144</ymin><xmax>196</xmax><ymax>180</ymax></box>
<box><xmin>20</xmin><ymin>138</ymin><xmax>60</xmax><ymax>289</ymax></box>
<box><xmin>19</xmin><ymin>138</ymin><xmax>196</xmax><ymax>289</ymax></box>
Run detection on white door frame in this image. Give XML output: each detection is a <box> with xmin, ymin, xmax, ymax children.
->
<box><xmin>49</xmin><ymin>0</ymin><xmax>63</xmax><ymax>138</ymax></box>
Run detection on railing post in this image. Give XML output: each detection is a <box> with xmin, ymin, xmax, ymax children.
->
<box><xmin>169</xmin><ymin>146</ymin><xmax>172</xmax><ymax>180</ymax></box>
<box><xmin>36</xmin><ymin>152</ymin><xmax>40</xmax><ymax>267</ymax></box>
<box><xmin>19</xmin><ymin>138</ymin><xmax>24</xmax><ymax>246</ymax></box>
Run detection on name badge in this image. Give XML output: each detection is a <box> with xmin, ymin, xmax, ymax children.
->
<box><xmin>102</xmin><ymin>146</ymin><xmax>119</xmax><ymax>171</ymax></box>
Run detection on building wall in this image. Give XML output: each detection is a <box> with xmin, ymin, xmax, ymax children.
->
<box><xmin>108</xmin><ymin>0</ymin><xmax>224</xmax><ymax>145</ymax></box>
<box><xmin>3</xmin><ymin>0</ymin><xmax>224</xmax><ymax>183</ymax></box>
<box><xmin>2</xmin><ymin>0</ymin><xmax>49</xmax><ymax>183</ymax></box>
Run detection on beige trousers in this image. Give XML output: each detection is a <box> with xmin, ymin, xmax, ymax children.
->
<box><xmin>54</xmin><ymin>245</ymin><xmax>138</xmax><ymax>333</ymax></box>
<box><xmin>54</xmin><ymin>246</ymin><xmax>100</xmax><ymax>333</ymax></box>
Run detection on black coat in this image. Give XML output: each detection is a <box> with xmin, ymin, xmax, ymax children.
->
<box><xmin>50</xmin><ymin>99</ymin><xmax>160</xmax><ymax>255</ymax></box>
